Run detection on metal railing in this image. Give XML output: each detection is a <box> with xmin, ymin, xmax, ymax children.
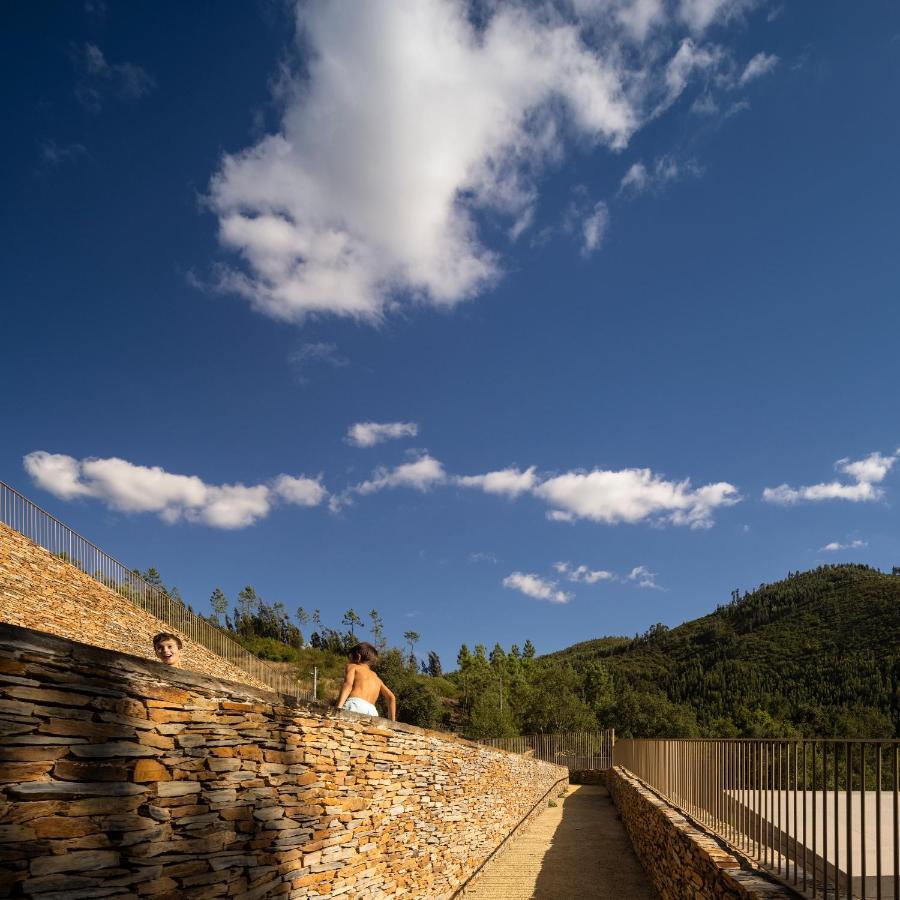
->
<box><xmin>615</xmin><ymin>738</ymin><xmax>900</xmax><ymax>900</ymax></box>
<box><xmin>484</xmin><ymin>729</ymin><xmax>614</xmax><ymax>771</ymax></box>
<box><xmin>0</xmin><ymin>480</ymin><xmax>308</xmax><ymax>699</ymax></box>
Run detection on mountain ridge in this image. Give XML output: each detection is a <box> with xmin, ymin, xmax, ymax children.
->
<box><xmin>547</xmin><ymin>564</ymin><xmax>899</xmax><ymax>738</ymax></box>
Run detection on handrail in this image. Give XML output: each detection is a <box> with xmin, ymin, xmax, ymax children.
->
<box><xmin>0</xmin><ymin>480</ymin><xmax>308</xmax><ymax>699</ymax></box>
<box><xmin>615</xmin><ymin>737</ymin><xmax>900</xmax><ymax>900</ymax></box>
<box><xmin>483</xmin><ymin>729</ymin><xmax>614</xmax><ymax>771</ymax></box>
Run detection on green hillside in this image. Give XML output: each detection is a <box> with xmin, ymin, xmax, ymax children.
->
<box><xmin>550</xmin><ymin>564</ymin><xmax>900</xmax><ymax>738</ymax></box>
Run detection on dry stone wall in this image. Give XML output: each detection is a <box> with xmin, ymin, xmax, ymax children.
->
<box><xmin>0</xmin><ymin>523</ymin><xmax>269</xmax><ymax>689</ymax></box>
<box><xmin>0</xmin><ymin>624</ymin><xmax>568</xmax><ymax>899</ymax></box>
<box><xmin>607</xmin><ymin>767</ymin><xmax>796</xmax><ymax>900</ymax></box>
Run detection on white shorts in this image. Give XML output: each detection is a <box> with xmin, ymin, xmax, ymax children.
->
<box><xmin>342</xmin><ymin>697</ymin><xmax>378</xmax><ymax>716</ymax></box>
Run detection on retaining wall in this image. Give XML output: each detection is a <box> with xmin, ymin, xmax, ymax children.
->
<box><xmin>0</xmin><ymin>522</ymin><xmax>269</xmax><ymax>689</ymax></box>
<box><xmin>0</xmin><ymin>624</ymin><xmax>568</xmax><ymax>899</ymax></box>
<box><xmin>607</xmin><ymin>766</ymin><xmax>798</xmax><ymax>900</ymax></box>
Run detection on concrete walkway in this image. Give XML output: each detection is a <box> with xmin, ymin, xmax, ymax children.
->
<box><xmin>461</xmin><ymin>784</ymin><xmax>658</xmax><ymax>900</ymax></box>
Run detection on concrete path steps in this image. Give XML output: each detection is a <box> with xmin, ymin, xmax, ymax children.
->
<box><xmin>460</xmin><ymin>784</ymin><xmax>658</xmax><ymax>900</ymax></box>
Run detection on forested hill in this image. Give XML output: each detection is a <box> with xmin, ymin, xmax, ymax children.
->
<box><xmin>549</xmin><ymin>564</ymin><xmax>900</xmax><ymax>738</ymax></box>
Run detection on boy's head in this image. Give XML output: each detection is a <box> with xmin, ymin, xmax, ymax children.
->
<box><xmin>348</xmin><ymin>642</ymin><xmax>378</xmax><ymax>665</ymax></box>
<box><xmin>153</xmin><ymin>632</ymin><xmax>183</xmax><ymax>667</ymax></box>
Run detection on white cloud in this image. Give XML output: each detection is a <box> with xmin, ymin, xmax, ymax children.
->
<box><xmin>739</xmin><ymin>51</ymin><xmax>778</xmax><ymax>85</ymax></box>
<box><xmin>763</xmin><ymin>450</ymin><xmax>898</xmax><ymax>505</ymax></box>
<box><xmin>627</xmin><ymin>564</ymin><xmax>662</xmax><ymax>589</ymax></box>
<box><xmin>273</xmin><ymin>474</ymin><xmax>328</xmax><ymax>507</ymax></box>
<box><xmin>581</xmin><ymin>201</ymin><xmax>610</xmax><ymax>256</ymax></box>
<box><xmin>205</xmin><ymin>0</ymin><xmax>670</xmax><ymax>323</ymax></box>
<box><xmin>200</xmin><ymin>485</ymin><xmax>272</xmax><ymax>529</ymax></box>
<box><xmin>76</xmin><ymin>43</ymin><xmax>154</xmax><ymax>113</ymax></box>
<box><xmin>356</xmin><ymin>454</ymin><xmax>447</xmax><ymax>494</ymax></box>
<box><xmin>661</xmin><ymin>39</ymin><xmax>724</xmax><ymax>110</ymax></box>
<box><xmin>570</xmin><ymin>0</ymin><xmax>668</xmax><ymax>43</ymax></box>
<box><xmin>678</xmin><ymin>0</ymin><xmax>758</xmax><ymax>33</ymax></box>
<box><xmin>555</xmin><ymin>561</ymin><xmax>617</xmax><ymax>584</ymax></box>
<box><xmin>457</xmin><ymin>466</ymin><xmax>537</xmax><ymax>498</ymax></box>
<box><xmin>820</xmin><ymin>539</ymin><xmax>867</xmax><ymax>553</ymax></box>
<box><xmin>503</xmin><ymin>571</ymin><xmax>571</xmax><ymax>604</ymax></box>
<box><xmin>346</xmin><ymin>421</ymin><xmax>419</xmax><ymax>448</ymax></box>
<box><xmin>469</xmin><ymin>551</ymin><xmax>498</xmax><ymax>564</ymax></box>
<box><xmin>840</xmin><ymin>452</ymin><xmax>895</xmax><ymax>485</ymax></box>
<box><xmin>23</xmin><ymin>451</ymin><xmax>326</xmax><ymax>529</ymax></box>
<box><xmin>39</xmin><ymin>140</ymin><xmax>87</xmax><ymax>168</ymax></box>
<box><xmin>534</xmin><ymin>466</ymin><xmax>740</xmax><ymax>528</ymax></box>
<box><xmin>199</xmin><ymin>1</ymin><xmax>774</xmax><ymax>325</ymax></box>
<box><xmin>620</xmin><ymin>161</ymin><xmax>650</xmax><ymax>192</ymax></box>
<box><xmin>616</xmin><ymin>0</ymin><xmax>667</xmax><ymax>42</ymax></box>
<box><xmin>288</xmin><ymin>342</ymin><xmax>348</xmax><ymax>383</ymax></box>
<box><xmin>24</xmin><ymin>452</ymin><xmax>94</xmax><ymax>500</ymax></box>
<box><xmin>690</xmin><ymin>92</ymin><xmax>719</xmax><ymax>115</ymax></box>
<box><xmin>619</xmin><ymin>154</ymin><xmax>702</xmax><ymax>195</ymax></box>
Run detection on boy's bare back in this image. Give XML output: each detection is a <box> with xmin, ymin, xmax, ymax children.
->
<box><xmin>336</xmin><ymin>642</ymin><xmax>397</xmax><ymax>720</ymax></box>
<box><xmin>344</xmin><ymin>662</ymin><xmax>383</xmax><ymax>704</ymax></box>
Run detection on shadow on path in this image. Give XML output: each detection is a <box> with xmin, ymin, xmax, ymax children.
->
<box><xmin>463</xmin><ymin>784</ymin><xmax>657</xmax><ymax>900</ymax></box>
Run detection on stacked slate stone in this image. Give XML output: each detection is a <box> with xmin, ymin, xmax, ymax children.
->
<box><xmin>607</xmin><ymin>769</ymin><xmax>798</xmax><ymax>900</ymax></box>
<box><xmin>0</xmin><ymin>624</ymin><xmax>568</xmax><ymax>899</ymax></box>
<box><xmin>0</xmin><ymin>522</ymin><xmax>270</xmax><ymax>690</ymax></box>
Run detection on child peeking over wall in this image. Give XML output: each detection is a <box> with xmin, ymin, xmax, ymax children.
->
<box><xmin>153</xmin><ymin>632</ymin><xmax>182</xmax><ymax>667</ymax></box>
<box><xmin>336</xmin><ymin>642</ymin><xmax>396</xmax><ymax>720</ymax></box>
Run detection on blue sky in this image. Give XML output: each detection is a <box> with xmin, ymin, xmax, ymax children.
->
<box><xmin>3</xmin><ymin>0</ymin><xmax>899</xmax><ymax>669</ymax></box>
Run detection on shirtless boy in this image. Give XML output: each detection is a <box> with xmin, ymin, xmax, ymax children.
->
<box><xmin>336</xmin><ymin>642</ymin><xmax>396</xmax><ymax>720</ymax></box>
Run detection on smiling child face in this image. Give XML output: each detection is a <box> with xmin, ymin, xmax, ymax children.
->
<box><xmin>154</xmin><ymin>638</ymin><xmax>182</xmax><ymax>666</ymax></box>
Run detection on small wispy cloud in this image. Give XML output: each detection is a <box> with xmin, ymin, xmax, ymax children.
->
<box><xmin>555</xmin><ymin>560</ymin><xmax>663</xmax><ymax>589</ymax></box>
<box><xmin>329</xmin><ymin>450</ymin><xmax>446</xmax><ymax>513</ymax></box>
<box><xmin>820</xmin><ymin>539</ymin><xmax>867</xmax><ymax>553</ymax></box>
<box><xmin>457</xmin><ymin>467</ymin><xmax>537</xmax><ymax>498</ymax></box>
<box><xmin>619</xmin><ymin>155</ymin><xmax>703</xmax><ymax>197</ymax></box>
<box><xmin>503</xmin><ymin>571</ymin><xmax>571</xmax><ymax>604</ymax></box>
<box><xmin>346</xmin><ymin>421</ymin><xmax>418</xmax><ymax>448</ymax></box>
<box><xmin>554</xmin><ymin>561</ymin><xmax>616</xmax><ymax>584</ymax></box>
<box><xmin>355</xmin><ymin>453</ymin><xmax>446</xmax><ymax>495</ymax></box>
<box><xmin>75</xmin><ymin>43</ymin><xmax>154</xmax><ymax>113</ymax></box>
<box><xmin>627</xmin><ymin>565</ymin><xmax>663</xmax><ymax>589</ymax></box>
<box><xmin>739</xmin><ymin>51</ymin><xmax>779</xmax><ymax>85</ymax></box>
<box><xmin>764</xmin><ymin>450</ymin><xmax>898</xmax><ymax>505</ymax></box>
<box><xmin>581</xmin><ymin>202</ymin><xmax>610</xmax><ymax>256</ymax></box>
<box><xmin>469</xmin><ymin>551</ymin><xmax>498</xmax><ymax>564</ymax></box>
<box><xmin>38</xmin><ymin>140</ymin><xmax>87</xmax><ymax>168</ymax></box>
<box><xmin>288</xmin><ymin>342</ymin><xmax>349</xmax><ymax>383</ymax></box>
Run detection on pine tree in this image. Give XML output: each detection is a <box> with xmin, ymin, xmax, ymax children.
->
<box><xmin>209</xmin><ymin>588</ymin><xmax>229</xmax><ymax>624</ymax></box>
<box><xmin>403</xmin><ymin>631</ymin><xmax>421</xmax><ymax>667</ymax></box>
<box><xmin>342</xmin><ymin>609</ymin><xmax>362</xmax><ymax>637</ymax></box>
<box><xmin>369</xmin><ymin>609</ymin><xmax>386</xmax><ymax>651</ymax></box>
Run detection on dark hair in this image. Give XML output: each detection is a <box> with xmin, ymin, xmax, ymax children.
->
<box><xmin>348</xmin><ymin>642</ymin><xmax>378</xmax><ymax>664</ymax></box>
<box><xmin>152</xmin><ymin>632</ymin><xmax>183</xmax><ymax>649</ymax></box>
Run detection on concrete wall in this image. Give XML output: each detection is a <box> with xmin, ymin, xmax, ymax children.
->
<box><xmin>607</xmin><ymin>767</ymin><xmax>797</xmax><ymax>900</ymax></box>
<box><xmin>0</xmin><ymin>624</ymin><xmax>568</xmax><ymax>899</ymax></box>
<box><xmin>0</xmin><ymin>523</ymin><xmax>269</xmax><ymax>690</ymax></box>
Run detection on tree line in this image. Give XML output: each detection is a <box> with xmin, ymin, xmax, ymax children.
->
<box><xmin>126</xmin><ymin>563</ymin><xmax>899</xmax><ymax>740</ymax></box>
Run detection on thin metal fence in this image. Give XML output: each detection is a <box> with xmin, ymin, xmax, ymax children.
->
<box><xmin>0</xmin><ymin>480</ymin><xmax>308</xmax><ymax>699</ymax></box>
<box><xmin>484</xmin><ymin>730</ymin><xmax>614</xmax><ymax>771</ymax></box>
<box><xmin>615</xmin><ymin>738</ymin><xmax>900</xmax><ymax>900</ymax></box>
